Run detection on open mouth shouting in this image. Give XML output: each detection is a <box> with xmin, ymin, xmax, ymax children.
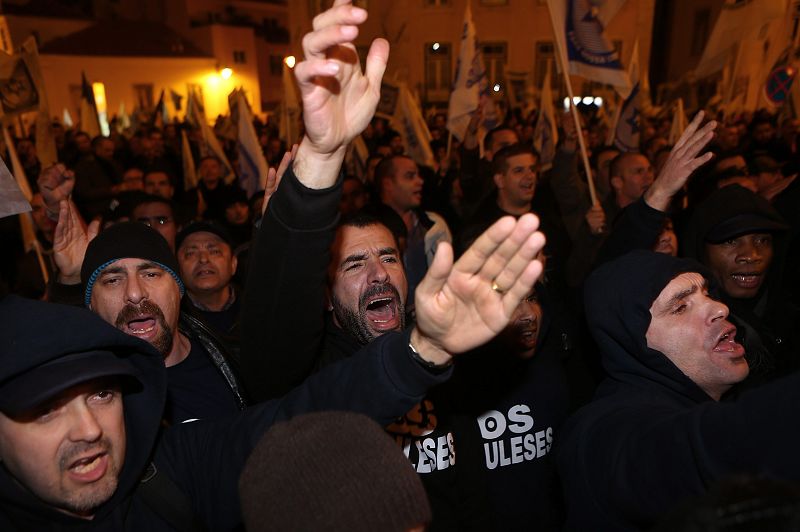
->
<box><xmin>712</xmin><ymin>325</ymin><xmax>745</xmax><ymax>357</ymax></box>
<box><xmin>114</xmin><ymin>300</ymin><xmax>172</xmax><ymax>354</ymax></box>
<box><xmin>362</xmin><ymin>284</ymin><xmax>403</xmax><ymax>333</ymax></box>
<box><xmin>67</xmin><ymin>451</ymin><xmax>110</xmax><ymax>483</ymax></box>
<box><xmin>729</xmin><ymin>271</ymin><xmax>764</xmax><ymax>291</ymax></box>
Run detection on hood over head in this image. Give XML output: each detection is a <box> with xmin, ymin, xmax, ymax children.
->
<box><xmin>0</xmin><ymin>296</ymin><xmax>166</xmax><ymax>525</ymax></box>
<box><xmin>585</xmin><ymin>250</ymin><xmax>715</xmax><ymax>403</ymax></box>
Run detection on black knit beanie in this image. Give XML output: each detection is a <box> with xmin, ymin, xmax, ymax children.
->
<box><xmin>81</xmin><ymin>221</ymin><xmax>184</xmax><ymax>306</ymax></box>
<box><xmin>238</xmin><ymin>411</ymin><xmax>431</xmax><ymax>532</ymax></box>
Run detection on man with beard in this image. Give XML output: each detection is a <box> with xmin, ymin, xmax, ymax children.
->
<box><xmin>51</xmin><ymin>215</ymin><xmax>247</xmax><ymax>425</ymax></box>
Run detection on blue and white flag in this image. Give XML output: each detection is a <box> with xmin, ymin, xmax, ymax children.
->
<box><xmin>235</xmin><ymin>90</ymin><xmax>268</xmax><ymax>198</ymax></box>
<box><xmin>547</xmin><ymin>0</ymin><xmax>632</xmax><ymax>99</ymax></box>
<box><xmin>533</xmin><ymin>66</ymin><xmax>558</xmax><ymax>171</ymax></box>
<box><xmin>447</xmin><ymin>2</ymin><xmax>499</xmax><ymax>142</ymax></box>
<box><xmin>394</xmin><ymin>83</ymin><xmax>436</xmax><ymax>168</ymax></box>
<box><xmin>610</xmin><ymin>39</ymin><xmax>640</xmax><ymax>151</ymax></box>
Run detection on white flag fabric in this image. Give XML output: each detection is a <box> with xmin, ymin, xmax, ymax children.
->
<box><xmin>668</xmin><ymin>98</ymin><xmax>688</xmax><ymax>145</ymax></box>
<box><xmin>279</xmin><ymin>62</ymin><xmax>301</xmax><ymax>145</ymax></box>
<box><xmin>611</xmin><ymin>39</ymin><xmax>640</xmax><ymax>152</ymax></box>
<box><xmin>80</xmin><ymin>72</ymin><xmax>101</xmax><ymax>138</ymax></box>
<box><xmin>446</xmin><ymin>2</ymin><xmax>500</xmax><ymax>142</ymax></box>
<box><xmin>393</xmin><ymin>83</ymin><xmax>436</xmax><ymax>168</ymax></box>
<box><xmin>696</xmin><ymin>0</ymin><xmax>786</xmax><ymax>79</ymax></box>
<box><xmin>187</xmin><ymin>90</ymin><xmax>235</xmax><ymax>183</ymax></box>
<box><xmin>235</xmin><ymin>91</ymin><xmax>268</xmax><ymax>198</ymax></box>
<box><xmin>547</xmin><ymin>0</ymin><xmax>632</xmax><ymax>99</ymax></box>
<box><xmin>181</xmin><ymin>129</ymin><xmax>198</xmax><ymax>191</ymax></box>
<box><xmin>533</xmin><ymin>67</ymin><xmax>559</xmax><ymax>171</ymax></box>
<box><xmin>0</xmin><ymin>155</ymin><xmax>30</xmax><ymax>219</ymax></box>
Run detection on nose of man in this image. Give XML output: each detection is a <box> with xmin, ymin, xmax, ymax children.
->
<box><xmin>67</xmin><ymin>402</ymin><xmax>103</xmax><ymax>443</ymax></box>
<box><xmin>124</xmin><ymin>276</ymin><xmax>147</xmax><ymax>305</ymax></box>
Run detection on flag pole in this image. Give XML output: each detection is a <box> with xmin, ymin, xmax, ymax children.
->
<box><xmin>31</xmin><ymin>238</ymin><xmax>49</xmax><ymax>285</ymax></box>
<box><xmin>545</xmin><ymin>3</ymin><xmax>598</xmax><ymax>205</ymax></box>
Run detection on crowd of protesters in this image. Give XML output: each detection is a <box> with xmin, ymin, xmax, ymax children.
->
<box><xmin>2</xmin><ymin>2</ymin><xmax>800</xmax><ymax>531</ymax></box>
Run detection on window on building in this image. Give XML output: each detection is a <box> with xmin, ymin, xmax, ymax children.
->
<box><xmin>691</xmin><ymin>9</ymin><xmax>711</xmax><ymax>57</ymax></box>
<box><xmin>481</xmin><ymin>42</ymin><xmax>507</xmax><ymax>90</ymax></box>
<box><xmin>424</xmin><ymin>0</ymin><xmax>451</xmax><ymax>7</ymax></box>
<box><xmin>133</xmin><ymin>84</ymin><xmax>154</xmax><ymax>110</ymax></box>
<box><xmin>425</xmin><ymin>42</ymin><xmax>451</xmax><ymax>101</ymax></box>
<box><xmin>233</xmin><ymin>50</ymin><xmax>247</xmax><ymax>64</ymax></box>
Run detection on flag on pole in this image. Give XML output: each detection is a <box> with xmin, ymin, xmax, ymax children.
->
<box><xmin>186</xmin><ymin>90</ymin><xmax>234</xmax><ymax>183</ymax></box>
<box><xmin>181</xmin><ymin>129</ymin><xmax>198</xmax><ymax>191</ymax></box>
<box><xmin>80</xmin><ymin>71</ymin><xmax>101</xmax><ymax>137</ymax></box>
<box><xmin>532</xmin><ymin>64</ymin><xmax>558</xmax><ymax>171</ymax></box>
<box><xmin>610</xmin><ymin>39</ymin><xmax>641</xmax><ymax>152</ymax></box>
<box><xmin>446</xmin><ymin>2</ymin><xmax>500</xmax><ymax>142</ymax></box>
<box><xmin>392</xmin><ymin>83</ymin><xmax>436</xmax><ymax>168</ymax></box>
<box><xmin>0</xmin><ymin>154</ymin><xmax>30</xmax><ymax>218</ymax></box>
<box><xmin>170</xmin><ymin>89</ymin><xmax>183</xmax><ymax>112</ymax></box>
<box><xmin>235</xmin><ymin>90</ymin><xmax>268</xmax><ymax>198</ymax></box>
<box><xmin>279</xmin><ymin>62</ymin><xmax>301</xmax><ymax>145</ymax></box>
<box><xmin>152</xmin><ymin>89</ymin><xmax>165</xmax><ymax>129</ymax></box>
<box><xmin>547</xmin><ymin>0</ymin><xmax>632</xmax><ymax>99</ymax></box>
<box><xmin>695</xmin><ymin>0</ymin><xmax>786</xmax><ymax>79</ymax></box>
<box><xmin>668</xmin><ymin>98</ymin><xmax>688</xmax><ymax>145</ymax></box>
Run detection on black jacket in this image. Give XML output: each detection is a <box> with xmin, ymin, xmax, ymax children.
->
<box><xmin>556</xmin><ymin>251</ymin><xmax>800</xmax><ymax>530</ymax></box>
<box><xmin>0</xmin><ymin>295</ymin><xmax>448</xmax><ymax>531</ymax></box>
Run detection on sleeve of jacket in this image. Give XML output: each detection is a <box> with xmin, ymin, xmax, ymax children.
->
<box><xmin>156</xmin><ymin>329</ymin><xmax>453</xmax><ymax>532</ymax></box>
<box><xmin>594</xmin><ymin>197</ymin><xmax>667</xmax><ymax>267</ymax></box>
<box><xmin>547</xmin><ymin>146</ymin><xmax>592</xmax><ymax>240</ymax></box>
<box><xmin>239</xmin><ymin>165</ymin><xmax>341</xmax><ymax>403</ymax></box>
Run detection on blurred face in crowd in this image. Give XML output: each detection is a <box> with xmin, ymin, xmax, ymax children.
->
<box><xmin>16</xmin><ymin>139</ymin><xmax>36</xmax><ymax>161</ymax></box>
<box><xmin>382</xmin><ymin>157</ymin><xmax>423</xmax><ymax>214</ymax></box>
<box><xmin>0</xmin><ymin>378</ymin><xmax>126</xmax><ymax>518</ymax></box>
<box><xmin>90</xmin><ymin>258</ymin><xmax>181</xmax><ymax>358</ymax></box>
<box><xmin>494</xmin><ymin>153</ymin><xmax>538</xmax><ymax>213</ymax></box>
<box><xmin>225</xmin><ymin>201</ymin><xmax>250</xmax><ymax>226</ymax></box>
<box><xmin>75</xmin><ymin>133</ymin><xmax>91</xmax><ymax>155</ymax></box>
<box><xmin>143</xmin><ymin>171</ymin><xmax>174</xmax><ymax>199</ymax></box>
<box><xmin>389</xmin><ymin>135</ymin><xmax>405</xmax><ymax>155</ymax></box>
<box><xmin>340</xmin><ymin>177</ymin><xmax>367</xmax><ymax>217</ymax></box>
<box><xmin>148</xmin><ymin>132</ymin><xmax>164</xmax><ymax>156</ymax></box>
<box><xmin>653</xmin><ymin>219</ymin><xmax>678</xmax><ymax>257</ymax></box>
<box><xmin>704</xmin><ymin>233</ymin><xmax>774</xmax><ymax>299</ymax></box>
<box><xmin>94</xmin><ymin>139</ymin><xmax>114</xmax><ymax>161</ymax></box>
<box><xmin>646</xmin><ymin>272</ymin><xmax>748</xmax><ymax>401</ymax></box>
<box><xmin>328</xmin><ymin>223</ymin><xmax>407</xmax><ymax>345</ymax></box>
<box><xmin>198</xmin><ymin>158</ymin><xmax>223</xmax><ymax>189</ymax></box>
<box><xmin>132</xmin><ymin>202</ymin><xmax>177</xmax><ymax>251</ymax></box>
<box><xmin>717</xmin><ymin>125</ymin><xmax>740</xmax><ymax>151</ymax></box>
<box><xmin>30</xmin><ymin>193</ymin><xmax>57</xmax><ymax>241</ymax></box>
<box><xmin>611</xmin><ymin>154</ymin><xmax>654</xmax><ymax>208</ymax></box>
<box><xmin>122</xmin><ymin>168</ymin><xmax>144</xmax><ymax>191</ymax></box>
<box><xmin>178</xmin><ymin>231</ymin><xmax>236</xmax><ymax>297</ymax></box>
<box><xmin>714</xmin><ymin>155</ymin><xmax>747</xmax><ymax>175</ymax></box>
<box><xmin>486</xmin><ymin>129</ymin><xmax>519</xmax><ymax>161</ymax></box>
<box><xmin>499</xmin><ymin>289</ymin><xmax>543</xmax><ymax>360</ymax></box>
<box><xmin>752</xmin><ymin>122</ymin><xmax>775</xmax><ymax>145</ymax></box>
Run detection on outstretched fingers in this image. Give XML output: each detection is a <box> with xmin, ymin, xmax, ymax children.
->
<box><xmin>673</xmin><ymin>111</ymin><xmax>705</xmax><ymax>152</ymax></box>
<box><xmin>364</xmin><ymin>38</ymin><xmax>389</xmax><ymax>93</ymax></box>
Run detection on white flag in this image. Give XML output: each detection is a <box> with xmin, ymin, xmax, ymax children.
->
<box><xmin>280</xmin><ymin>62</ymin><xmax>301</xmax><ymax>145</ymax></box>
<box><xmin>446</xmin><ymin>2</ymin><xmax>499</xmax><ymax>142</ymax></box>
<box><xmin>668</xmin><ymin>98</ymin><xmax>688</xmax><ymax>145</ymax></box>
<box><xmin>533</xmin><ymin>67</ymin><xmax>559</xmax><ymax>171</ymax></box>
<box><xmin>235</xmin><ymin>91</ymin><xmax>269</xmax><ymax>198</ymax></box>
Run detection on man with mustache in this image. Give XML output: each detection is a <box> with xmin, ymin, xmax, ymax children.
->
<box><xmin>80</xmin><ymin>221</ymin><xmax>246</xmax><ymax>424</ymax></box>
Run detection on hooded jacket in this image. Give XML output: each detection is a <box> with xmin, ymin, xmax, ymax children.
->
<box><xmin>682</xmin><ymin>185</ymin><xmax>800</xmax><ymax>385</ymax></box>
<box><xmin>556</xmin><ymin>251</ymin><xmax>800</xmax><ymax>530</ymax></box>
<box><xmin>0</xmin><ymin>295</ymin><xmax>447</xmax><ymax>531</ymax></box>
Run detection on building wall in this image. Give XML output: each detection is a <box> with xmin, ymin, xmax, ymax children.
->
<box><xmin>288</xmin><ymin>0</ymin><xmax>655</xmax><ymax>109</ymax></box>
<box><xmin>5</xmin><ymin>15</ymin><xmax>93</xmax><ymax>50</ymax></box>
<box><xmin>36</xmin><ymin>54</ymin><xmax>252</xmax><ymax>124</ymax></box>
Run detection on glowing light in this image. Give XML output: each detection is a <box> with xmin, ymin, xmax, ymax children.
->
<box><xmin>493</xmin><ymin>83</ymin><xmax>501</xmax><ymax>92</ymax></box>
<box><xmin>582</xmin><ymin>96</ymin><xmax>593</xmax><ymax>105</ymax></box>
<box><xmin>220</xmin><ymin>67</ymin><xmax>233</xmax><ymax>80</ymax></box>
<box><xmin>91</xmin><ymin>82</ymin><xmax>109</xmax><ymax>136</ymax></box>
<box><xmin>572</xmin><ymin>96</ymin><xmax>581</xmax><ymax>105</ymax></box>
<box><xmin>594</xmin><ymin>96</ymin><xmax>603</xmax><ymax>107</ymax></box>
<box><xmin>284</xmin><ymin>55</ymin><xmax>296</xmax><ymax>68</ymax></box>
<box><xmin>563</xmin><ymin>97</ymin><xmax>571</xmax><ymax>110</ymax></box>
<box><xmin>432</xmin><ymin>42</ymin><xmax>440</xmax><ymax>51</ymax></box>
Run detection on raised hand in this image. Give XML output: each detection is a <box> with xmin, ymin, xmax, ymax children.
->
<box><xmin>645</xmin><ymin>111</ymin><xmax>716</xmax><ymax>211</ymax></box>
<box><xmin>53</xmin><ymin>200</ymin><xmax>100</xmax><ymax>284</ymax></box>
<box><xmin>585</xmin><ymin>203</ymin><xmax>607</xmax><ymax>235</ymax></box>
<box><xmin>293</xmin><ymin>0</ymin><xmax>388</xmax><ymax>188</ymax></box>
<box><xmin>37</xmin><ymin>164</ymin><xmax>75</xmax><ymax>220</ymax></box>
<box><xmin>411</xmin><ymin>214</ymin><xmax>546</xmax><ymax>365</ymax></box>
<box><xmin>262</xmin><ymin>144</ymin><xmax>298</xmax><ymax>216</ymax></box>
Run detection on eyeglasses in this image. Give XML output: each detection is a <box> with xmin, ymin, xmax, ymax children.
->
<box><xmin>137</xmin><ymin>216</ymin><xmax>173</xmax><ymax>227</ymax></box>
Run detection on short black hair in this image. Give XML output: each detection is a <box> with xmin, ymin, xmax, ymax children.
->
<box><xmin>491</xmin><ymin>144</ymin><xmax>539</xmax><ymax>176</ymax></box>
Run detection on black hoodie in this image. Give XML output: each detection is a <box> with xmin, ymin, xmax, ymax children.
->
<box><xmin>682</xmin><ymin>185</ymin><xmax>800</xmax><ymax>386</ymax></box>
<box><xmin>0</xmin><ymin>296</ymin><xmax>448</xmax><ymax>530</ymax></box>
<box><xmin>556</xmin><ymin>251</ymin><xmax>800</xmax><ymax>530</ymax></box>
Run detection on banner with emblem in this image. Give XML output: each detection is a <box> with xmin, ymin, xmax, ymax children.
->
<box><xmin>609</xmin><ymin>39</ymin><xmax>640</xmax><ymax>152</ymax></box>
<box><xmin>533</xmin><ymin>65</ymin><xmax>558</xmax><ymax>171</ymax></box>
<box><xmin>234</xmin><ymin>90</ymin><xmax>268</xmax><ymax>198</ymax></box>
<box><xmin>446</xmin><ymin>1</ymin><xmax>500</xmax><ymax>142</ymax></box>
<box><xmin>392</xmin><ymin>83</ymin><xmax>435</xmax><ymax>168</ymax></box>
<box><xmin>547</xmin><ymin>0</ymin><xmax>632</xmax><ymax>99</ymax></box>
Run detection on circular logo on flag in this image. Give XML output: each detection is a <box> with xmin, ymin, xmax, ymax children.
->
<box><xmin>765</xmin><ymin>66</ymin><xmax>797</xmax><ymax>105</ymax></box>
